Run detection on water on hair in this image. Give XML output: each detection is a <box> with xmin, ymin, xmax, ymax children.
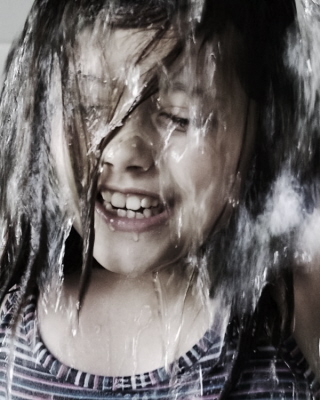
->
<box><xmin>1</xmin><ymin>0</ymin><xmax>320</xmax><ymax>398</ymax></box>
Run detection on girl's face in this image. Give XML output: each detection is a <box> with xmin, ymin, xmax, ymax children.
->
<box><xmin>53</xmin><ymin>29</ymin><xmax>255</xmax><ymax>277</ymax></box>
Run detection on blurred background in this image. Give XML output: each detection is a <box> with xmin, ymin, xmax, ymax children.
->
<box><xmin>0</xmin><ymin>1</ymin><xmax>33</xmax><ymax>84</ymax></box>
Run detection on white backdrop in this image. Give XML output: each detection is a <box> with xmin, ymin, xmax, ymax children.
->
<box><xmin>0</xmin><ymin>1</ymin><xmax>33</xmax><ymax>84</ymax></box>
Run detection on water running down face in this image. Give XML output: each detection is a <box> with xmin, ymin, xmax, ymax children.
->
<box><xmin>53</xmin><ymin>28</ymin><xmax>256</xmax><ymax>277</ymax></box>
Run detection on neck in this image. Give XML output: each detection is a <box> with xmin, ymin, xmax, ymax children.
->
<box><xmin>38</xmin><ymin>261</ymin><xmax>218</xmax><ymax>376</ymax></box>
<box><xmin>63</xmin><ymin>262</ymin><xmax>209</xmax><ymax>341</ymax></box>
<box><xmin>294</xmin><ymin>265</ymin><xmax>320</xmax><ymax>381</ymax></box>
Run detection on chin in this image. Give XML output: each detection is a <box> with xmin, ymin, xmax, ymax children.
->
<box><xmin>92</xmin><ymin>206</ymin><xmax>201</xmax><ymax>277</ymax></box>
<box><xmin>93</xmin><ymin>238</ymin><xmax>185</xmax><ymax>278</ymax></box>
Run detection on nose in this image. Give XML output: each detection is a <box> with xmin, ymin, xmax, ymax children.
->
<box><xmin>102</xmin><ymin>135</ymin><xmax>154</xmax><ymax>173</ymax></box>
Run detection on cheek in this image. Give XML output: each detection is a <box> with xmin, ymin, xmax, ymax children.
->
<box><xmin>162</xmin><ymin>135</ymin><xmax>243</xmax><ymax>239</ymax></box>
<box><xmin>163</xmin><ymin>138</ymin><xmax>227</xmax><ymax>198</ymax></box>
<box><xmin>51</xmin><ymin>120</ymin><xmax>82</xmax><ymax>232</ymax></box>
<box><xmin>164</xmin><ymin>143</ymin><xmax>224</xmax><ymax>231</ymax></box>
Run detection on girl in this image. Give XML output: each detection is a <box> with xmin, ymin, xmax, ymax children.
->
<box><xmin>0</xmin><ymin>0</ymin><xmax>315</xmax><ymax>398</ymax></box>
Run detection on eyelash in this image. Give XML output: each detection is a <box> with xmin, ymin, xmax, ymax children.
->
<box><xmin>155</xmin><ymin>111</ymin><xmax>190</xmax><ymax>133</ymax></box>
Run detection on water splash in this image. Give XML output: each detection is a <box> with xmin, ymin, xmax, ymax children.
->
<box><xmin>1</xmin><ymin>0</ymin><xmax>320</xmax><ymax>398</ymax></box>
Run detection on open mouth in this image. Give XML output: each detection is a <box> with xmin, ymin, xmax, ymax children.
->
<box><xmin>97</xmin><ymin>190</ymin><xmax>165</xmax><ymax>219</ymax></box>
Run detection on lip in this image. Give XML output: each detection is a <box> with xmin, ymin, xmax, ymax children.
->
<box><xmin>95</xmin><ymin>200</ymin><xmax>170</xmax><ymax>233</ymax></box>
<box><xmin>98</xmin><ymin>184</ymin><xmax>160</xmax><ymax>199</ymax></box>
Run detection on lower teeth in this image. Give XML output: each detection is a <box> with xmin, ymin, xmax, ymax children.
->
<box><xmin>104</xmin><ymin>201</ymin><xmax>160</xmax><ymax>218</ymax></box>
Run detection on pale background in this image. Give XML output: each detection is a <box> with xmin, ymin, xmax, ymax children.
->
<box><xmin>0</xmin><ymin>1</ymin><xmax>33</xmax><ymax>84</ymax></box>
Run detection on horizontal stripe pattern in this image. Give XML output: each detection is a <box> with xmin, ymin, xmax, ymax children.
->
<box><xmin>0</xmin><ymin>289</ymin><xmax>316</xmax><ymax>399</ymax></box>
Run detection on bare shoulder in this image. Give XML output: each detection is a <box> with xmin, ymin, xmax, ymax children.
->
<box><xmin>37</xmin><ymin>274</ymin><xmax>81</xmax><ymax>366</ymax></box>
<box><xmin>294</xmin><ymin>261</ymin><xmax>320</xmax><ymax>381</ymax></box>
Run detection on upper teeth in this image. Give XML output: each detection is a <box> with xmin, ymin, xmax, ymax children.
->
<box><xmin>101</xmin><ymin>190</ymin><xmax>159</xmax><ymax>211</ymax></box>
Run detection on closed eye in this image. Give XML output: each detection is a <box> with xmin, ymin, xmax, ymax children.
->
<box><xmin>156</xmin><ymin>111</ymin><xmax>189</xmax><ymax>133</ymax></box>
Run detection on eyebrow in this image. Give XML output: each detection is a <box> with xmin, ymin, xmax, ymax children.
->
<box><xmin>77</xmin><ymin>73</ymin><xmax>108</xmax><ymax>85</ymax></box>
<box><xmin>168</xmin><ymin>81</ymin><xmax>227</xmax><ymax>105</ymax></box>
<box><xmin>171</xmin><ymin>81</ymin><xmax>200</xmax><ymax>94</ymax></box>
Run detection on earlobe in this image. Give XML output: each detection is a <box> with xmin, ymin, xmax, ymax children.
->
<box><xmin>228</xmin><ymin>171</ymin><xmax>242</xmax><ymax>209</ymax></box>
<box><xmin>213</xmin><ymin>171</ymin><xmax>242</xmax><ymax>232</ymax></box>
<box><xmin>237</xmin><ymin>100</ymin><xmax>258</xmax><ymax>177</ymax></box>
<box><xmin>212</xmin><ymin>100</ymin><xmax>257</xmax><ymax>234</ymax></box>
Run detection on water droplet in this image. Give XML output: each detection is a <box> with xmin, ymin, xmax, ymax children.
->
<box><xmin>108</xmin><ymin>224</ymin><xmax>115</xmax><ymax>232</ymax></box>
<box><xmin>132</xmin><ymin>232</ymin><xmax>139</xmax><ymax>242</ymax></box>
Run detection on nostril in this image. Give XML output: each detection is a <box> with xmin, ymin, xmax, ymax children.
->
<box><xmin>103</xmin><ymin>161</ymin><xmax>114</xmax><ymax>168</ymax></box>
<box><xmin>103</xmin><ymin>160</ymin><xmax>153</xmax><ymax>173</ymax></box>
<box><xmin>101</xmin><ymin>135</ymin><xmax>154</xmax><ymax>173</ymax></box>
<box><xmin>127</xmin><ymin>165</ymin><xmax>144</xmax><ymax>171</ymax></box>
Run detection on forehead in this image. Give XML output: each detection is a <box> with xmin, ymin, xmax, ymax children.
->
<box><xmin>75</xmin><ymin>28</ymin><xmax>176</xmax><ymax>80</ymax></box>
<box><xmin>73</xmin><ymin>27</ymin><xmax>177</xmax><ymax>118</ymax></box>
<box><xmin>73</xmin><ymin>26</ymin><xmax>246</xmax><ymax>113</ymax></box>
<box><xmin>159</xmin><ymin>36</ymin><xmax>247</xmax><ymax>116</ymax></box>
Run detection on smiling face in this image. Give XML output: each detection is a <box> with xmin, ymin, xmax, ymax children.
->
<box><xmin>53</xmin><ymin>28</ymin><xmax>256</xmax><ymax>277</ymax></box>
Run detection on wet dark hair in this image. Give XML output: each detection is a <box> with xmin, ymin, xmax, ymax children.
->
<box><xmin>0</xmin><ymin>0</ymin><xmax>297</xmax><ymax>397</ymax></box>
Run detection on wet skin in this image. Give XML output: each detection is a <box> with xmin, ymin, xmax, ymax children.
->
<box><xmin>77</xmin><ymin>31</ymin><xmax>254</xmax><ymax>277</ymax></box>
<box><xmin>39</xmin><ymin>28</ymin><xmax>257</xmax><ymax>376</ymax></box>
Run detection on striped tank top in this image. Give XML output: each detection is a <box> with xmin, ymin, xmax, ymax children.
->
<box><xmin>0</xmin><ymin>288</ymin><xmax>318</xmax><ymax>399</ymax></box>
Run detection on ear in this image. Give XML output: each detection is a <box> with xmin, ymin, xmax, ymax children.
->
<box><xmin>213</xmin><ymin>100</ymin><xmax>258</xmax><ymax>232</ymax></box>
<box><xmin>237</xmin><ymin>100</ymin><xmax>258</xmax><ymax>178</ymax></box>
<box><xmin>213</xmin><ymin>171</ymin><xmax>242</xmax><ymax>232</ymax></box>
